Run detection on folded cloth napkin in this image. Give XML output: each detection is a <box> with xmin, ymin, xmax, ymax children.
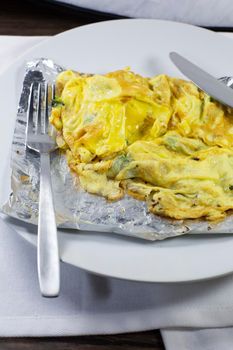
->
<box><xmin>53</xmin><ymin>0</ymin><xmax>233</xmax><ymax>27</ymax></box>
<box><xmin>2</xmin><ymin>35</ymin><xmax>233</xmax><ymax>350</ymax></box>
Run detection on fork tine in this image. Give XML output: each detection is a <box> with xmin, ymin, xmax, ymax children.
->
<box><xmin>47</xmin><ymin>83</ymin><xmax>56</xmax><ymax>134</ymax></box>
<box><xmin>43</xmin><ymin>82</ymin><xmax>49</xmax><ymax>134</ymax></box>
<box><xmin>26</xmin><ymin>83</ymin><xmax>34</xmax><ymax>137</ymax></box>
<box><xmin>52</xmin><ymin>83</ymin><xmax>56</xmax><ymax>100</ymax></box>
<box><xmin>35</xmin><ymin>83</ymin><xmax>42</xmax><ymax>134</ymax></box>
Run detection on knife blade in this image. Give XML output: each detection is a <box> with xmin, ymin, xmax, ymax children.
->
<box><xmin>169</xmin><ymin>52</ymin><xmax>233</xmax><ymax>109</ymax></box>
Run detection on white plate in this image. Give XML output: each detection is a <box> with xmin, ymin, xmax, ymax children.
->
<box><xmin>1</xmin><ymin>19</ymin><xmax>233</xmax><ymax>283</ymax></box>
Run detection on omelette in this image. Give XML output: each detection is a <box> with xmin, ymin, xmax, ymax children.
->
<box><xmin>50</xmin><ymin>68</ymin><xmax>233</xmax><ymax>221</ymax></box>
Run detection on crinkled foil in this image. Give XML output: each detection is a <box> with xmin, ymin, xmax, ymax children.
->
<box><xmin>2</xmin><ymin>58</ymin><xmax>233</xmax><ymax>241</ymax></box>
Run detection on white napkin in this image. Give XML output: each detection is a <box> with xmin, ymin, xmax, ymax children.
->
<box><xmin>2</xmin><ymin>35</ymin><xmax>233</xmax><ymax>350</ymax></box>
<box><xmin>163</xmin><ymin>328</ymin><xmax>233</xmax><ymax>350</ymax></box>
<box><xmin>54</xmin><ymin>0</ymin><xmax>233</xmax><ymax>27</ymax></box>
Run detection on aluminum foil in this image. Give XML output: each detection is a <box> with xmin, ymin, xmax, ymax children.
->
<box><xmin>2</xmin><ymin>58</ymin><xmax>233</xmax><ymax>241</ymax></box>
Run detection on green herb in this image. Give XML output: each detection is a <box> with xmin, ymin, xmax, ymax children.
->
<box><xmin>209</xmin><ymin>96</ymin><xmax>215</xmax><ymax>103</ymax></box>
<box><xmin>108</xmin><ymin>154</ymin><xmax>131</xmax><ymax>178</ymax></box>
<box><xmin>52</xmin><ymin>96</ymin><xmax>64</xmax><ymax>107</ymax></box>
<box><xmin>164</xmin><ymin>136</ymin><xmax>178</xmax><ymax>150</ymax></box>
<box><xmin>83</xmin><ymin>115</ymin><xmax>95</xmax><ymax>125</ymax></box>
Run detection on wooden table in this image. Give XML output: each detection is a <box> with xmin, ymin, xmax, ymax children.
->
<box><xmin>0</xmin><ymin>1</ymin><xmax>165</xmax><ymax>348</ymax></box>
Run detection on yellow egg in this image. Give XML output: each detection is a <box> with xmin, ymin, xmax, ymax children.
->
<box><xmin>50</xmin><ymin>68</ymin><xmax>233</xmax><ymax>221</ymax></box>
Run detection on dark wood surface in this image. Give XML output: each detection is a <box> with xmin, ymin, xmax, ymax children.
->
<box><xmin>0</xmin><ymin>0</ymin><xmax>125</xmax><ymax>36</ymax></box>
<box><xmin>0</xmin><ymin>1</ymin><xmax>165</xmax><ymax>349</ymax></box>
<box><xmin>0</xmin><ymin>332</ymin><xmax>164</xmax><ymax>349</ymax></box>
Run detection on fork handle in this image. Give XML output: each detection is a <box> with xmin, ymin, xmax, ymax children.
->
<box><xmin>38</xmin><ymin>152</ymin><xmax>60</xmax><ymax>297</ymax></box>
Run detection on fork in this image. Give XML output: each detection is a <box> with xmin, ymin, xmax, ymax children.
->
<box><xmin>26</xmin><ymin>82</ymin><xmax>60</xmax><ymax>297</ymax></box>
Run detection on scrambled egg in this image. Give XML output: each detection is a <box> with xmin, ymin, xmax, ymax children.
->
<box><xmin>50</xmin><ymin>69</ymin><xmax>233</xmax><ymax>221</ymax></box>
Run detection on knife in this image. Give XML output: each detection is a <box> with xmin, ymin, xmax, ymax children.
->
<box><xmin>169</xmin><ymin>52</ymin><xmax>233</xmax><ymax>109</ymax></box>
